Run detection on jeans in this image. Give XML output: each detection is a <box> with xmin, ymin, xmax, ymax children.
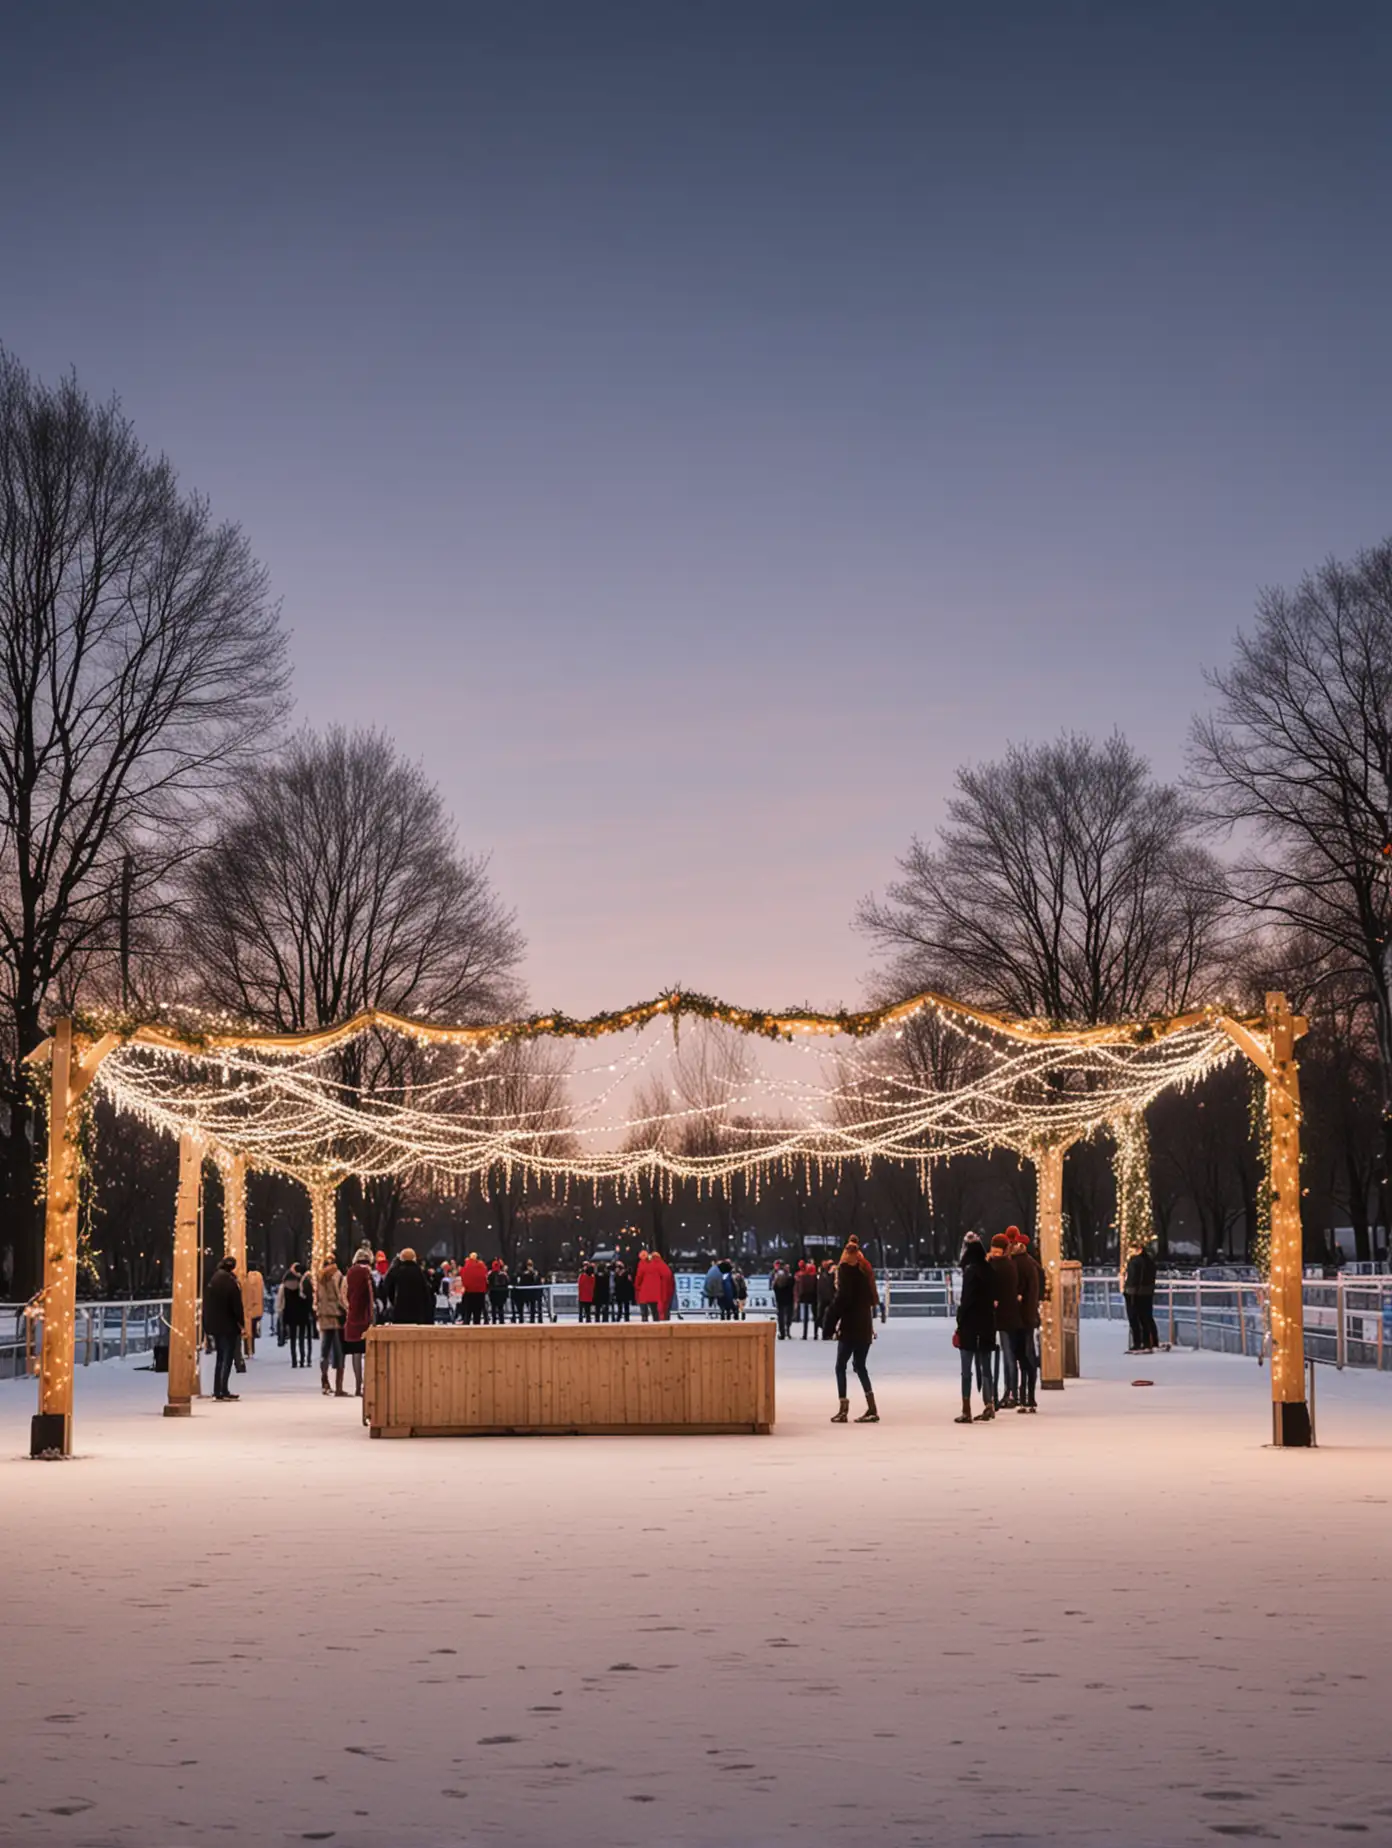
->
<box><xmin>775</xmin><ymin>1299</ymin><xmax>794</xmax><ymax>1338</ymax></box>
<box><xmin>525</xmin><ymin>1291</ymin><xmax>544</xmax><ymax>1323</ymax></box>
<box><xmin>615</xmin><ymin>1301</ymin><xmax>631</xmax><ymax>1321</ymax></box>
<box><xmin>579</xmin><ymin>1301</ymin><xmax>592</xmax><ymax>1322</ymax></box>
<box><xmin>1136</xmin><ymin>1294</ymin><xmax>1158</xmax><ymax>1347</ymax></box>
<box><xmin>800</xmin><ymin>1299</ymin><xmax>816</xmax><ymax>1338</ymax></box>
<box><xmin>320</xmin><ymin>1326</ymin><xmax>344</xmax><ymax>1369</ymax></box>
<box><xmin>995</xmin><ymin>1336</ymin><xmax>1019</xmax><ymax>1402</ymax></box>
<box><xmin>959</xmin><ymin>1343</ymin><xmax>992</xmax><ymax>1403</ymax></box>
<box><xmin>835</xmin><ymin>1336</ymin><xmax>872</xmax><ymax>1399</ymax></box>
<box><xmin>288</xmin><ymin>1320</ymin><xmax>312</xmax><ymax>1365</ymax></box>
<box><xmin>460</xmin><ymin>1295</ymin><xmax>486</xmax><ymax>1325</ymax></box>
<box><xmin>212</xmin><ymin>1331</ymin><xmax>239</xmax><ymax>1397</ymax></box>
<box><xmin>1013</xmin><ymin>1328</ymin><xmax>1039</xmax><ymax>1404</ymax></box>
<box><xmin>489</xmin><ymin>1295</ymin><xmax>508</xmax><ymax>1323</ymax></box>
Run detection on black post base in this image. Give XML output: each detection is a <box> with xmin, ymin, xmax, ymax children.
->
<box><xmin>1273</xmin><ymin>1400</ymin><xmax>1313</xmax><ymax>1448</ymax></box>
<box><xmin>30</xmin><ymin>1412</ymin><xmax>70</xmax><ymax>1458</ymax></box>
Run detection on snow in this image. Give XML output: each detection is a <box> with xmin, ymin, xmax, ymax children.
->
<box><xmin>2</xmin><ymin>1323</ymin><xmax>1390</xmax><ymax>1848</ymax></box>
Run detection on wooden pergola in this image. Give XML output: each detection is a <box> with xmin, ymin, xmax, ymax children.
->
<box><xmin>26</xmin><ymin>990</ymin><xmax>1312</xmax><ymax>1457</ymax></box>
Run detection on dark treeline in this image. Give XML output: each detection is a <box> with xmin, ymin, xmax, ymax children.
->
<box><xmin>3</xmin><ymin>355</ymin><xmax>1391</xmax><ymax>1293</ymax></box>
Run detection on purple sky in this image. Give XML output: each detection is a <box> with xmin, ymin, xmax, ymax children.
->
<box><xmin>4</xmin><ymin>1</ymin><xmax>1391</xmax><ymax>1015</ymax></box>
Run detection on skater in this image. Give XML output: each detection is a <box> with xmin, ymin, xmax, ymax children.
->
<box><xmin>954</xmin><ymin>1235</ymin><xmax>995</xmax><ymax>1423</ymax></box>
<box><xmin>771</xmin><ymin>1260</ymin><xmax>796</xmax><ymax>1338</ymax></box>
<box><xmin>988</xmin><ymin>1233</ymin><xmax>1022</xmax><ymax>1408</ymax></box>
<box><xmin>203</xmin><ymin>1254</ymin><xmax>245</xmax><ymax>1402</ymax></box>
<box><xmin>343</xmin><ymin>1245</ymin><xmax>376</xmax><ymax>1397</ymax></box>
<box><xmin>276</xmin><ymin>1263</ymin><xmax>313</xmax><ymax>1368</ymax></box>
<box><xmin>383</xmin><ymin>1247</ymin><xmax>435</xmax><ymax>1325</ymax></box>
<box><xmin>1010</xmin><ymin>1228</ymin><xmax>1044</xmax><ymax>1411</ymax></box>
<box><xmin>487</xmin><ymin>1259</ymin><xmax>511</xmax><ymax>1324</ymax></box>
<box><xmin>823</xmin><ymin>1235</ymin><xmax>879</xmax><ymax>1424</ymax></box>
<box><xmin>458</xmin><ymin>1250</ymin><xmax>489</xmax><ymax>1324</ymax></box>
<box><xmin>578</xmin><ymin>1261</ymin><xmax>596</xmax><ymax>1322</ymax></box>
<box><xmin>612</xmin><ymin>1259</ymin><xmax>634</xmax><ymax>1321</ymax></box>
<box><xmin>314</xmin><ymin>1255</ymin><xmax>348</xmax><ymax>1397</ymax></box>
<box><xmin>1124</xmin><ymin>1241</ymin><xmax>1160</xmax><ymax>1351</ymax></box>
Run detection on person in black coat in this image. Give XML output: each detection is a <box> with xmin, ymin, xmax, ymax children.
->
<box><xmin>1124</xmin><ymin>1243</ymin><xmax>1160</xmax><ymax>1352</ymax></box>
<box><xmin>823</xmin><ymin>1237</ymin><xmax>880</xmax><ymax>1423</ymax></box>
<box><xmin>592</xmin><ymin>1262</ymin><xmax>612</xmax><ymax>1323</ymax></box>
<box><xmin>611</xmin><ymin>1260</ymin><xmax>635</xmax><ymax>1321</ymax></box>
<box><xmin>1010</xmin><ymin>1229</ymin><xmax>1045</xmax><ymax>1411</ymax></box>
<box><xmin>770</xmin><ymin>1261</ymin><xmax>796</xmax><ymax>1339</ymax></box>
<box><xmin>954</xmin><ymin>1237</ymin><xmax>996</xmax><ymax>1423</ymax></box>
<box><xmin>203</xmin><ymin>1255</ymin><xmax>245</xmax><ymax>1401</ymax></box>
<box><xmin>383</xmin><ymin>1249</ymin><xmax>436</xmax><ymax>1325</ymax></box>
<box><xmin>988</xmin><ymin>1234</ymin><xmax>1023</xmax><ymax>1408</ymax></box>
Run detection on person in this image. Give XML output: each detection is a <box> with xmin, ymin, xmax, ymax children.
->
<box><xmin>703</xmin><ymin>1261</ymin><xmax>724</xmax><ymax>1318</ymax></box>
<box><xmin>653</xmin><ymin>1248</ymin><xmax>676</xmax><ymax>1321</ymax></box>
<box><xmin>383</xmin><ymin>1247</ymin><xmax>435</xmax><ymax>1325</ymax></box>
<box><xmin>458</xmin><ymin>1250</ymin><xmax>489</xmax><ymax>1324</ymax></box>
<box><xmin>518</xmin><ymin>1258</ymin><xmax>545</xmax><ymax>1322</ymax></box>
<box><xmin>241</xmin><ymin>1266</ymin><xmax>264</xmax><ymax>1354</ymax></box>
<box><xmin>823</xmin><ymin>1235</ymin><xmax>879</xmax><ymax>1423</ymax></box>
<box><xmin>487</xmin><ymin>1259</ymin><xmax>510</xmax><ymax>1324</ymax></box>
<box><xmin>577</xmin><ymin>1261</ymin><xmax>596</xmax><ymax>1323</ymax></box>
<box><xmin>343</xmin><ymin>1244</ymin><xmax>377</xmax><ymax>1397</ymax></box>
<box><xmin>794</xmin><ymin>1259</ymin><xmax>819</xmax><ymax>1338</ymax></box>
<box><xmin>1124</xmin><ymin>1241</ymin><xmax>1160</xmax><ymax>1352</ymax></box>
<box><xmin>733</xmin><ymin>1267</ymin><xmax>748</xmax><ymax>1320</ymax></box>
<box><xmin>718</xmin><ymin>1260</ymin><xmax>737</xmax><ymax>1321</ymax></box>
<box><xmin>1010</xmin><ymin>1227</ymin><xmax>1044</xmax><ymax>1412</ymax></box>
<box><xmin>593</xmin><ymin>1261</ymin><xmax>612</xmax><ymax>1324</ymax></box>
<box><xmin>954</xmin><ymin>1235</ymin><xmax>996</xmax><ymax>1423</ymax></box>
<box><xmin>987</xmin><ymin>1233</ymin><xmax>1022</xmax><ymax>1409</ymax></box>
<box><xmin>374</xmin><ymin>1249</ymin><xmax>389</xmax><ymax>1279</ymax></box>
<box><xmin>203</xmin><ymin>1254</ymin><xmax>245</xmax><ymax>1402</ymax></box>
<box><xmin>815</xmin><ymin>1258</ymin><xmax>837</xmax><ymax>1336</ymax></box>
<box><xmin>771</xmin><ymin>1260</ymin><xmax>796</xmax><ymax>1339</ymax></box>
<box><xmin>276</xmin><ymin>1262</ymin><xmax>312</xmax><ymax>1368</ymax></box>
<box><xmin>612</xmin><ymin>1259</ymin><xmax>634</xmax><ymax>1321</ymax></box>
<box><xmin>635</xmin><ymin>1250</ymin><xmax>661</xmax><ymax>1321</ymax></box>
<box><xmin>314</xmin><ymin>1255</ymin><xmax>349</xmax><ymax>1397</ymax></box>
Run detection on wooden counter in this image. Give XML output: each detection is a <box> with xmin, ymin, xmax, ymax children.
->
<box><xmin>364</xmin><ymin>1320</ymin><xmax>776</xmax><ymax>1437</ymax></box>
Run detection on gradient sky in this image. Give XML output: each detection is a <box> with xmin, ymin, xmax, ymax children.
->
<box><xmin>3</xmin><ymin>0</ymin><xmax>1390</xmax><ymax>1015</ymax></box>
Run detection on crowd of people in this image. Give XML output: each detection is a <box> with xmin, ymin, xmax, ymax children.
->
<box><xmin>952</xmin><ymin>1227</ymin><xmax>1045</xmax><ymax>1422</ymax></box>
<box><xmin>768</xmin><ymin>1258</ymin><xmax>837</xmax><ymax>1338</ymax></box>
<box><xmin>577</xmin><ymin>1249</ymin><xmax>677</xmax><ymax>1321</ymax></box>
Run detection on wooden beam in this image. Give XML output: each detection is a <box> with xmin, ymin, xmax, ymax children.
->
<box><xmin>310</xmin><ymin>1179</ymin><xmax>338</xmax><ymax>1273</ymax></box>
<box><xmin>1036</xmin><ymin>1140</ymin><xmax>1067</xmax><ymax>1391</ymax></box>
<box><xmin>1265</xmin><ymin>991</ymin><xmax>1311</xmax><ymax>1446</ymax></box>
<box><xmin>31</xmin><ymin>1019</ymin><xmax>78</xmax><ymax>1457</ymax></box>
<box><xmin>165</xmin><ymin>1134</ymin><xmax>202</xmax><ymax>1417</ymax></box>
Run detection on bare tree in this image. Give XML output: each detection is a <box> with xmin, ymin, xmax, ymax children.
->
<box><xmin>859</xmin><ymin>732</ymin><xmax>1229</xmax><ymax>1022</ymax></box>
<box><xmin>179</xmin><ymin>726</ymin><xmax>526</xmax><ymax>1243</ymax></box>
<box><xmin>0</xmin><ymin>351</ymin><xmax>289</xmax><ymax>1293</ymax></box>
<box><xmin>1192</xmin><ymin>539</ymin><xmax>1392</xmax><ymax>1194</ymax></box>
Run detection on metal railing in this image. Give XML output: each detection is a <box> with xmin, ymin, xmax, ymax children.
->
<box><xmin>0</xmin><ymin>1299</ymin><xmax>171</xmax><ymax>1381</ymax></box>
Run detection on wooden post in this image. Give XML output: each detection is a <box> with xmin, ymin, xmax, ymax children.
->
<box><xmin>31</xmin><ymin>1019</ymin><xmax>79</xmax><ymax>1456</ymax></box>
<box><xmin>1036</xmin><ymin>1140</ymin><xmax>1067</xmax><ymax>1391</ymax></box>
<box><xmin>1266</xmin><ymin>992</ymin><xmax>1311</xmax><ymax>1447</ymax></box>
<box><xmin>310</xmin><ymin>1179</ymin><xmax>337</xmax><ymax>1273</ymax></box>
<box><xmin>165</xmin><ymin>1134</ymin><xmax>203</xmax><ymax>1417</ymax></box>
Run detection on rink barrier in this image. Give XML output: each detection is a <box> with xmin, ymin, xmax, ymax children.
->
<box><xmin>364</xmin><ymin>1320</ymin><xmax>776</xmax><ymax>1437</ymax></box>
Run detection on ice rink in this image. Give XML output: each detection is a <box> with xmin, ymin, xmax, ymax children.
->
<box><xmin>3</xmin><ymin>1319</ymin><xmax>1390</xmax><ymax>1847</ymax></box>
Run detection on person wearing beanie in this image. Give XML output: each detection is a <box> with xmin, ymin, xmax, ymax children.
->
<box><xmin>987</xmin><ymin>1233</ymin><xmax>1023</xmax><ymax>1409</ymax></box>
<box><xmin>487</xmin><ymin>1257</ymin><xmax>511</xmax><ymax>1324</ymax></box>
<box><xmin>954</xmin><ymin>1237</ymin><xmax>996</xmax><ymax>1423</ymax></box>
<box><xmin>314</xmin><ymin>1253</ymin><xmax>349</xmax><ymax>1397</ymax></box>
<box><xmin>823</xmin><ymin>1235</ymin><xmax>880</xmax><ymax>1423</ymax></box>
<box><xmin>1010</xmin><ymin>1229</ymin><xmax>1044</xmax><ymax>1411</ymax></box>
<box><xmin>458</xmin><ymin>1251</ymin><xmax>489</xmax><ymax>1324</ymax></box>
<box><xmin>383</xmin><ymin>1247</ymin><xmax>435</xmax><ymax>1326</ymax></box>
<box><xmin>275</xmin><ymin>1261</ymin><xmax>313</xmax><ymax>1368</ymax></box>
<box><xmin>342</xmin><ymin>1245</ymin><xmax>377</xmax><ymax>1398</ymax></box>
<box><xmin>612</xmin><ymin>1258</ymin><xmax>635</xmax><ymax>1321</ymax></box>
<box><xmin>202</xmin><ymin>1254</ymin><xmax>245</xmax><ymax>1402</ymax></box>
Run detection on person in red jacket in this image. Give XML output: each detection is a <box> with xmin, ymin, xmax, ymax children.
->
<box><xmin>577</xmin><ymin>1261</ymin><xmax>597</xmax><ymax>1322</ymax></box>
<box><xmin>633</xmin><ymin>1251</ymin><xmax>657</xmax><ymax>1321</ymax></box>
<box><xmin>343</xmin><ymin>1245</ymin><xmax>377</xmax><ymax>1398</ymax></box>
<box><xmin>458</xmin><ymin>1251</ymin><xmax>489</xmax><ymax>1324</ymax></box>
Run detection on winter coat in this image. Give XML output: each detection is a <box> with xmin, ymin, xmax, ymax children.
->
<box><xmin>704</xmin><ymin>1265</ymin><xmax>723</xmax><ymax>1302</ymax></box>
<box><xmin>593</xmin><ymin>1270</ymin><xmax>611</xmax><ymax>1308</ymax></box>
<box><xmin>815</xmin><ymin>1267</ymin><xmax>837</xmax><ymax>1313</ymax></box>
<box><xmin>794</xmin><ymin>1266</ymin><xmax>818</xmax><ymax>1305</ymax></box>
<box><xmin>771</xmin><ymin>1268</ymin><xmax>795</xmax><ymax>1302</ymax></box>
<box><xmin>613</xmin><ymin>1270</ymin><xmax>635</xmax><ymax>1305</ymax></box>
<box><xmin>487</xmin><ymin>1266</ymin><xmax>510</xmax><ymax>1300</ymax></box>
<box><xmin>383</xmin><ymin>1258</ymin><xmax>435</xmax><ymax>1326</ymax></box>
<box><xmin>823</xmin><ymin>1257</ymin><xmax>878</xmax><ymax>1345</ymax></box>
<box><xmin>242</xmin><ymin>1270</ymin><xmax>264</xmax><ymax>1321</ymax></box>
<box><xmin>1014</xmin><ymin>1248</ymin><xmax>1044</xmax><ymax>1331</ymax></box>
<box><xmin>202</xmin><ymin>1267</ymin><xmax>244</xmax><ymax>1339</ymax></box>
<box><xmin>577</xmin><ymin>1270</ymin><xmax>596</xmax><ymax>1304</ymax></box>
<box><xmin>314</xmin><ymin>1267</ymin><xmax>347</xmax><ymax>1331</ymax></box>
<box><xmin>276</xmin><ymin>1273</ymin><xmax>310</xmax><ymax>1324</ymax></box>
<box><xmin>460</xmin><ymin>1256</ymin><xmax>489</xmax><ymax>1295</ymax></box>
<box><xmin>650</xmin><ymin>1254</ymin><xmax>675</xmax><ymax>1314</ymax></box>
<box><xmin>344</xmin><ymin>1261</ymin><xmax>377</xmax><ymax>1343</ymax></box>
<box><xmin>955</xmin><ymin>1250</ymin><xmax>997</xmax><ymax>1352</ymax></box>
<box><xmin>634</xmin><ymin>1257</ymin><xmax>660</xmax><ymax>1305</ymax></box>
<box><xmin>1124</xmin><ymin>1249</ymin><xmax>1157</xmax><ymax>1295</ymax></box>
<box><xmin>988</xmin><ymin>1252</ymin><xmax>1022</xmax><ymax>1334</ymax></box>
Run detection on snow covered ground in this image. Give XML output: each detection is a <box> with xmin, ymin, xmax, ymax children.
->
<box><xmin>2</xmin><ymin>1322</ymin><xmax>1390</xmax><ymax>1848</ymax></box>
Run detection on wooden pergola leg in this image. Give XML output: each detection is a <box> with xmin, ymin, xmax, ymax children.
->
<box><xmin>1037</xmin><ymin>1140</ymin><xmax>1066</xmax><ymax>1392</ymax></box>
<box><xmin>310</xmin><ymin>1180</ymin><xmax>337</xmax><ymax>1273</ymax></box>
<box><xmin>1266</xmin><ymin>992</ymin><xmax>1311</xmax><ymax>1447</ymax></box>
<box><xmin>165</xmin><ymin>1134</ymin><xmax>203</xmax><ymax>1417</ymax></box>
<box><xmin>31</xmin><ymin>1019</ymin><xmax>78</xmax><ymax>1457</ymax></box>
<box><xmin>223</xmin><ymin>1151</ymin><xmax>248</xmax><ymax>1350</ymax></box>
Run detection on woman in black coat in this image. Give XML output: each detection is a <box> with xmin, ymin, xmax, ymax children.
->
<box><xmin>954</xmin><ymin>1237</ymin><xmax>996</xmax><ymax>1424</ymax></box>
<box><xmin>823</xmin><ymin>1237</ymin><xmax>879</xmax><ymax>1423</ymax></box>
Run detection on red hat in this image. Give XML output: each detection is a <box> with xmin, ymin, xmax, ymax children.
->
<box><xmin>1007</xmin><ymin>1226</ymin><xmax>1028</xmax><ymax>1245</ymax></box>
<box><xmin>990</xmin><ymin>1233</ymin><xmax>1010</xmax><ymax>1251</ymax></box>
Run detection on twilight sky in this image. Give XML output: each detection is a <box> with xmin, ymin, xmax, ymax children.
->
<box><xmin>3</xmin><ymin>1</ymin><xmax>1391</xmax><ymax>1014</ymax></box>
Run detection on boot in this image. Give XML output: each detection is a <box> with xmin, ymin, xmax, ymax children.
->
<box><xmin>320</xmin><ymin>1364</ymin><xmax>331</xmax><ymax>1396</ymax></box>
<box><xmin>830</xmin><ymin>1398</ymin><xmax>850</xmax><ymax>1423</ymax></box>
<box><xmin>954</xmin><ymin>1397</ymin><xmax>973</xmax><ymax>1425</ymax></box>
<box><xmin>979</xmin><ymin>1402</ymin><xmax>995</xmax><ymax>1420</ymax></box>
<box><xmin>855</xmin><ymin>1393</ymin><xmax>879</xmax><ymax>1423</ymax></box>
<box><xmin>334</xmin><ymin>1366</ymin><xmax>348</xmax><ymax>1398</ymax></box>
